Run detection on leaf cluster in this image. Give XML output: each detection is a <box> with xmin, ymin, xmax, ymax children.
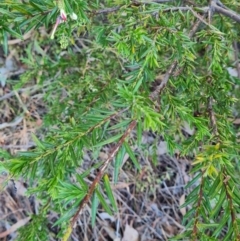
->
<box><xmin>0</xmin><ymin>0</ymin><xmax>240</xmax><ymax>240</ymax></box>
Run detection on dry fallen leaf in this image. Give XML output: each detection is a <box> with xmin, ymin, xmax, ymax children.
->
<box><xmin>122</xmin><ymin>224</ymin><xmax>139</xmax><ymax>241</ymax></box>
<box><xmin>179</xmin><ymin>194</ymin><xmax>186</xmax><ymax>216</ymax></box>
<box><xmin>233</xmin><ymin>118</ymin><xmax>240</xmax><ymax>125</ymax></box>
<box><xmin>98</xmin><ymin>212</ymin><xmax>115</xmax><ymax>222</ymax></box>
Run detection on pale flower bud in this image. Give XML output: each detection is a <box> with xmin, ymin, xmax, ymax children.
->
<box><xmin>60</xmin><ymin>9</ymin><xmax>67</xmax><ymax>21</ymax></box>
<box><xmin>70</xmin><ymin>12</ymin><xmax>78</xmax><ymax>20</ymax></box>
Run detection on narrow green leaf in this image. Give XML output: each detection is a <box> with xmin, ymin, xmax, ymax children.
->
<box><xmin>94</xmin><ymin>133</ymin><xmax>122</xmax><ymax>147</ymax></box>
<box><xmin>133</xmin><ymin>77</ymin><xmax>143</xmax><ymax>93</ymax></box>
<box><xmin>49</xmin><ymin>152</ymin><xmax>57</xmax><ymax>175</ymax></box>
<box><xmin>29</xmin><ymin>1</ymin><xmax>45</xmax><ymax>12</ymax></box>
<box><xmin>30</xmin><ymin>162</ymin><xmax>38</xmax><ymax>180</ymax></box>
<box><xmin>202</xmin><ymin>193</ymin><xmax>212</xmax><ymax>214</ymax></box>
<box><xmin>108</xmin><ymin>120</ymin><xmax>131</xmax><ymax>130</ymax></box>
<box><xmin>3</xmin><ymin>31</ymin><xmax>8</xmax><ymax>55</ymax></box>
<box><xmin>185</xmin><ymin>172</ymin><xmax>202</xmax><ymax>189</ymax></box>
<box><xmin>95</xmin><ymin>188</ymin><xmax>112</xmax><ymax>215</ymax></box>
<box><xmin>123</xmin><ymin>141</ymin><xmax>140</xmax><ymax>170</ymax></box>
<box><xmin>114</xmin><ymin>145</ymin><xmax>125</xmax><ymax>183</ymax></box>
<box><xmin>210</xmin><ymin>188</ymin><xmax>226</xmax><ymax>218</ymax></box>
<box><xmin>222</xmin><ymin>225</ymin><xmax>233</xmax><ymax>241</ymax></box>
<box><xmin>31</xmin><ymin>133</ymin><xmax>45</xmax><ymax>150</ymax></box>
<box><xmin>209</xmin><ymin>174</ymin><xmax>222</xmax><ymax>198</ymax></box>
<box><xmin>45</xmin><ymin>6</ymin><xmax>58</xmax><ymax>26</ymax></box>
<box><xmin>12</xmin><ymin>5</ymin><xmax>33</xmax><ymax>15</ymax></box>
<box><xmin>64</xmin><ymin>0</ymin><xmax>74</xmax><ymax>14</ymax></box>
<box><xmin>181</xmin><ymin>193</ymin><xmax>198</xmax><ymax>208</ymax></box>
<box><xmin>212</xmin><ymin>210</ymin><xmax>230</xmax><ymax>237</ymax></box>
<box><xmin>197</xmin><ymin>223</ymin><xmax>219</xmax><ymax>229</ymax></box>
<box><xmin>0</xmin><ymin>148</ymin><xmax>11</xmax><ymax>159</ymax></box>
<box><xmin>0</xmin><ymin>8</ymin><xmax>16</xmax><ymax>17</ymax></box>
<box><xmin>53</xmin><ymin>208</ymin><xmax>77</xmax><ymax>227</ymax></box>
<box><xmin>103</xmin><ymin>174</ymin><xmax>117</xmax><ymax>212</ymax></box>
<box><xmin>0</xmin><ymin>161</ymin><xmax>8</xmax><ymax>174</ymax></box>
<box><xmin>182</xmin><ymin>208</ymin><xmax>195</xmax><ymax>225</ymax></box>
<box><xmin>91</xmin><ymin>190</ymin><xmax>99</xmax><ymax>227</ymax></box>
<box><xmin>137</xmin><ymin>121</ymin><xmax>142</xmax><ymax>147</ymax></box>
<box><xmin>80</xmin><ymin>161</ymin><xmax>104</xmax><ymax>178</ymax></box>
<box><xmin>18</xmin><ymin>151</ymin><xmax>42</xmax><ymax>159</ymax></box>
<box><xmin>76</xmin><ymin>174</ymin><xmax>88</xmax><ymax>192</ymax></box>
<box><xmin>3</xmin><ymin>26</ymin><xmax>22</xmax><ymax>39</ymax></box>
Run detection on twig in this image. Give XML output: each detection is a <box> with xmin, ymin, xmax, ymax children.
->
<box><xmin>0</xmin><ymin>217</ymin><xmax>31</xmax><ymax>238</ymax></box>
<box><xmin>133</xmin><ymin>0</ymin><xmax>176</xmax><ymax>4</ymax></box>
<box><xmin>95</xmin><ymin>2</ymin><xmax>193</xmax><ymax>15</ymax></box>
<box><xmin>233</xmin><ymin>41</ymin><xmax>240</xmax><ymax>78</ymax></box>
<box><xmin>7</xmin><ymin>30</ymin><xmax>33</xmax><ymax>45</ymax></box>
<box><xmin>62</xmin><ymin>120</ymin><xmax>137</xmax><ymax>241</ymax></box>
<box><xmin>223</xmin><ymin>168</ymin><xmax>240</xmax><ymax>239</ymax></box>
<box><xmin>0</xmin><ymin>144</ymin><xmax>35</xmax><ymax>149</ymax></box>
<box><xmin>192</xmin><ymin>171</ymin><xmax>205</xmax><ymax>240</ymax></box>
<box><xmin>212</xmin><ymin>2</ymin><xmax>240</xmax><ymax>24</ymax></box>
<box><xmin>149</xmin><ymin>60</ymin><xmax>178</xmax><ymax>100</ymax></box>
<box><xmin>215</xmin><ymin>0</ymin><xmax>228</xmax><ymax>9</ymax></box>
<box><xmin>93</xmin><ymin>1</ymin><xmax>240</xmax><ymax>25</ymax></box>
<box><xmin>0</xmin><ymin>115</ymin><xmax>24</xmax><ymax>130</ymax></box>
<box><xmin>206</xmin><ymin>3</ymin><xmax>218</xmax><ymax>137</ymax></box>
<box><xmin>161</xmin><ymin>6</ymin><xmax>191</xmax><ymax>12</ymax></box>
<box><xmin>0</xmin><ymin>73</ymin><xmax>60</xmax><ymax>102</ymax></box>
<box><xmin>208</xmin><ymin>97</ymin><xmax>218</xmax><ymax>135</ymax></box>
<box><xmin>188</xmin><ymin>6</ymin><xmax>217</xmax><ymax>30</ymax></box>
<box><xmin>150</xmin><ymin>14</ymin><xmax>206</xmax><ymax>100</ymax></box>
<box><xmin>95</xmin><ymin>6</ymin><xmax>121</xmax><ymax>14</ymax></box>
<box><xmin>14</xmin><ymin>90</ymin><xmax>30</xmax><ymax>115</ymax></box>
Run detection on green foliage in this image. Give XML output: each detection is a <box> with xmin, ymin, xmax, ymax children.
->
<box><xmin>16</xmin><ymin>215</ymin><xmax>49</xmax><ymax>241</ymax></box>
<box><xmin>1</xmin><ymin>0</ymin><xmax>240</xmax><ymax>240</ymax></box>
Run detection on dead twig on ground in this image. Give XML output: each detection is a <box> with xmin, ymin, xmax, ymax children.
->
<box><xmin>0</xmin><ymin>115</ymin><xmax>24</xmax><ymax>130</ymax></box>
<box><xmin>0</xmin><ymin>217</ymin><xmax>31</xmax><ymax>238</ymax></box>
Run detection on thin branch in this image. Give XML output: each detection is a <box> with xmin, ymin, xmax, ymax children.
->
<box><xmin>94</xmin><ymin>6</ymin><xmax>121</xmax><ymax>14</ymax></box>
<box><xmin>188</xmin><ymin>6</ymin><xmax>217</xmax><ymax>30</ymax></box>
<box><xmin>93</xmin><ymin>1</ymin><xmax>175</xmax><ymax>14</ymax></box>
<box><xmin>213</xmin><ymin>2</ymin><xmax>240</xmax><ymax>23</ymax></box>
<box><xmin>206</xmin><ymin>4</ymin><xmax>218</xmax><ymax>137</ymax></box>
<box><xmin>35</xmin><ymin>107</ymin><xmax>130</xmax><ymax>164</ymax></box>
<box><xmin>133</xmin><ymin>0</ymin><xmax>176</xmax><ymax>4</ymax></box>
<box><xmin>149</xmin><ymin>60</ymin><xmax>178</xmax><ymax>100</ymax></box>
<box><xmin>64</xmin><ymin>120</ymin><xmax>137</xmax><ymax>239</ymax></box>
<box><xmin>0</xmin><ymin>115</ymin><xmax>24</xmax><ymax>130</ymax></box>
<box><xmin>93</xmin><ymin>1</ymin><xmax>240</xmax><ymax>25</ymax></box>
<box><xmin>208</xmin><ymin>97</ymin><xmax>218</xmax><ymax>136</ymax></box>
<box><xmin>0</xmin><ymin>144</ymin><xmax>35</xmax><ymax>149</ymax></box>
<box><xmin>14</xmin><ymin>90</ymin><xmax>30</xmax><ymax>115</ymax></box>
<box><xmin>162</xmin><ymin>6</ymin><xmax>191</xmax><ymax>12</ymax></box>
<box><xmin>94</xmin><ymin>1</ymin><xmax>198</xmax><ymax>15</ymax></box>
<box><xmin>0</xmin><ymin>217</ymin><xmax>31</xmax><ymax>238</ymax></box>
<box><xmin>0</xmin><ymin>74</ymin><xmax>59</xmax><ymax>102</ymax></box>
<box><xmin>192</xmin><ymin>172</ymin><xmax>205</xmax><ymax>240</ymax></box>
<box><xmin>150</xmin><ymin>14</ymin><xmax>206</xmax><ymax>100</ymax></box>
<box><xmin>233</xmin><ymin>41</ymin><xmax>240</xmax><ymax>78</ymax></box>
<box><xmin>223</xmin><ymin>168</ymin><xmax>240</xmax><ymax>239</ymax></box>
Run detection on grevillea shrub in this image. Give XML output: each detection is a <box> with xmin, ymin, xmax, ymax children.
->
<box><xmin>0</xmin><ymin>1</ymin><xmax>240</xmax><ymax>240</ymax></box>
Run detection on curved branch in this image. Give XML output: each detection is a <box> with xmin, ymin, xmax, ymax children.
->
<box><xmin>63</xmin><ymin>120</ymin><xmax>137</xmax><ymax>240</ymax></box>
<box><xmin>213</xmin><ymin>3</ymin><xmax>240</xmax><ymax>23</ymax></box>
